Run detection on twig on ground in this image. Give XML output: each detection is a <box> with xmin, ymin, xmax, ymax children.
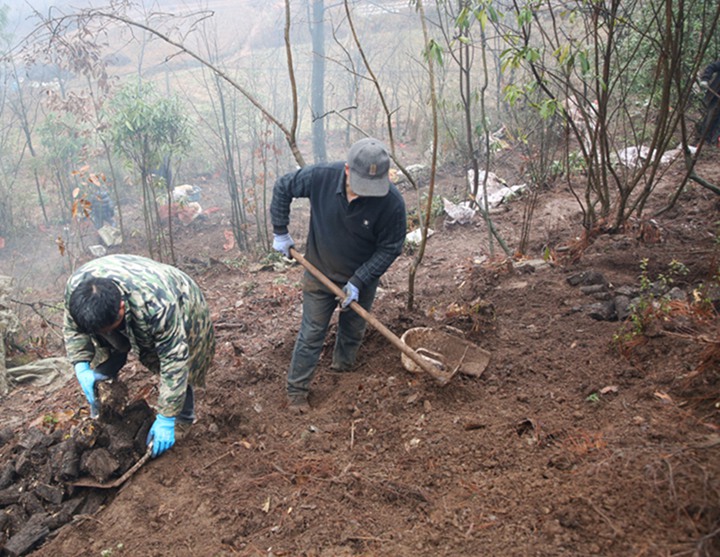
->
<box><xmin>350</xmin><ymin>419</ymin><xmax>362</xmax><ymax>450</ymax></box>
<box><xmin>202</xmin><ymin>444</ymin><xmax>239</xmax><ymax>470</ymax></box>
<box><xmin>579</xmin><ymin>496</ymin><xmax>623</xmax><ymax>538</ymax></box>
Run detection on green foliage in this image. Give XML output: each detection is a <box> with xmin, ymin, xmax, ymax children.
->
<box><xmin>103</xmin><ymin>81</ymin><xmax>191</xmax><ymax>260</ymax></box>
<box><xmin>497</xmin><ymin>0</ymin><xmax>720</xmax><ymax>231</ymax></box>
<box><xmin>37</xmin><ymin>112</ymin><xmax>88</xmax><ymax>172</ymax></box>
<box><xmin>615</xmin><ymin>1</ymin><xmax>715</xmax><ymax>103</ymax></box>
<box><xmin>104</xmin><ymin>81</ymin><xmax>190</xmax><ymax>179</ymax></box>
<box><xmin>220</xmin><ymin>257</ymin><xmax>247</xmax><ymax>270</ymax></box>
<box><xmin>549</xmin><ymin>151</ymin><xmax>587</xmax><ymax>179</ymax></box>
<box><xmin>42</xmin><ymin>414</ymin><xmax>59</xmax><ymax>425</ymax></box>
<box><xmin>424</xmin><ymin>192</ymin><xmax>444</xmax><ymax>220</ymax></box>
<box><xmin>405</xmin><ymin>193</ymin><xmax>442</xmax><ymax>231</ymax></box>
<box><xmin>637</xmin><ymin>257</ymin><xmax>689</xmax><ymax>293</ymax></box>
<box><xmin>424</xmin><ymin>38</ymin><xmax>444</xmax><ymax>67</ymax></box>
<box><xmin>501</xmin><ymin>45</ymin><xmax>542</xmax><ymax>73</ymax></box>
<box><xmin>458</xmin><ymin>0</ymin><xmax>500</xmax><ymax>31</ymax></box>
<box><xmin>613</xmin><ymin>258</ymin><xmax>694</xmax><ymax>348</ymax></box>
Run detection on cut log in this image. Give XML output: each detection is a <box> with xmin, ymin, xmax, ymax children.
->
<box><xmin>96</xmin><ymin>380</ymin><xmax>129</xmax><ymax>423</ymax></box>
<box><xmin>47</xmin><ymin>497</ymin><xmax>85</xmax><ymax>531</ymax></box>
<box><xmin>45</xmin><ymin>496</ymin><xmax>85</xmax><ymax>530</ymax></box>
<box><xmin>14</xmin><ymin>451</ymin><xmax>32</xmax><ymax>477</ymax></box>
<box><xmin>49</xmin><ymin>439</ymin><xmax>80</xmax><ymax>482</ymax></box>
<box><xmin>0</xmin><ymin>461</ymin><xmax>15</xmax><ymax>489</ymax></box>
<box><xmin>19</xmin><ymin>491</ymin><xmax>44</xmax><ymax>515</ymax></box>
<box><xmin>81</xmin><ymin>448</ymin><xmax>119</xmax><ymax>483</ymax></box>
<box><xmin>34</xmin><ymin>483</ymin><xmax>64</xmax><ymax>506</ymax></box>
<box><xmin>0</xmin><ymin>485</ymin><xmax>22</xmax><ymax>507</ymax></box>
<box><xmin>3</xmin><ymin>512</ymin><xmax>50</xmax><ymax>557</ymax></box>
<box><xmin>17</xmin><ymin>427</ymin><xmax>51</xmax><ymax>451</ymax></box>
<box><xmin>0</xmin><ymin>426</ymin><xmax>14</xmax><ymax>448</ymax></box>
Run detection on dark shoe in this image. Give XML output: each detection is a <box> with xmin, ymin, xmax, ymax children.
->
<box><xmin>288</xmin><ymin>394</ymin><xmax>311</xmax><ymax>414</ymax></box>
<box><xmin>175</xmin><ymin>419</ymin><xmax>194</xmax><ymax>441</ymax></box>
<box><xmin>330</xmin><ymin>364</ymin><xmax>354</xmax><ymax>373</ymax></box>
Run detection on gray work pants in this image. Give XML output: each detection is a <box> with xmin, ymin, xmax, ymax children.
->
<box><xmin>287</xmin><ymin>272</ymin><xmax>378</xmax><ymax>397</ymax></box>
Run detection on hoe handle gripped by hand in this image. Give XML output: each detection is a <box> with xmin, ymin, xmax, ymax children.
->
<box><xmin>288</xmin><ymin>247</ymin><xmax>456</xmax><ymax>385</ymax></box>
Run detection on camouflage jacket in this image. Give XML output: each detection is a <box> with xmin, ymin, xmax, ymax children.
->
<box><xmin>63</xmin><ymin>254</ymin><xmax>215</xmax><ymax>417</ymax></box>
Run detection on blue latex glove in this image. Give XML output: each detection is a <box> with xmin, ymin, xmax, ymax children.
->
<box><xmin>272</xmin><ymin>232</ymin><xmax>294</xmax><ymax>258</ymax></box>
<box><xmin>75</xmin><ymin>363</ymin><xmax>111</xmax><ymax>418</ymax></box>
<box><xmin>341</xmin><ymin>282</ymin><xmax>359</xmax><ymax>309</ymax></box>
<box><xmin>74</xmin><ymin>362</ymin><xmax>98</xmax><ymax>415</ymax></box>
<box><xmin>146</xmin><ymin>414</ymin><xmax>176</xmax><ymax>458</ymax></box>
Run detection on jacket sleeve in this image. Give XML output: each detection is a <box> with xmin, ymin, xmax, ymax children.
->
<box><xmin>270</xmin><ymin>167</ymin><xmax>313</xmax><ymax>235</ymax></box>
<box><xmin>150</xmin><ymin>302</ymin><xmax>192</xmax><ymax>418</ymax></box>
<box><xmin>351</xmin><ymin>197</ymin><xmax>407</xmax><ymax>288</ymax></box>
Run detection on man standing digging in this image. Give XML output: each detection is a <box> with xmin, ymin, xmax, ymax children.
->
<box><xmin>270</xmin><ymin>137</ymin><xmax>407</xmax><ymax>413</ymax></box>
<box><xmin>63</xmin><ymin>254</ymin><xmax>215</xmax><ymax>457</ymax></box>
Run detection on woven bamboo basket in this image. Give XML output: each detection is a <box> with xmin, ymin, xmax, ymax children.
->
<box><xmin>400</xmin><ymin>327</ymin><xmax>490</xmax><ymax>377</ymax></box>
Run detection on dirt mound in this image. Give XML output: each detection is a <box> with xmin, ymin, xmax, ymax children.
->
<box><xmin>0</xmin><ymin>381</ymin><xmax>153</xmax><ymax>556</ymax></box>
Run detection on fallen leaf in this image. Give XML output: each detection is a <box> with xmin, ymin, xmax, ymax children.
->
<box><xmin>56</xmin><ymin>236</ymin><xmax>66</xmax><ymax>256</ymax></box>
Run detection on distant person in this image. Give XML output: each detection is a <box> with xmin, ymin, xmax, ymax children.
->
<box><xmin>63</xmin><ymin>254</ymin><xmax>215</xmax><ymax>458</ymax></box>
<box><xmin>90</xmin><ymin>187</ymin><xmax>115</xmax><ymax>229</ymax></box>
<box><xmin>152</xmin><ymin>155</ymin><xmax>173</xmax><ymax>189</ymax></box>
<box><xmin>698</xmin><ymin>59</ymin><xmax>720</xmax><ymax>145</ymax></box>
<box><xmin>270</xmin><ymin>137</ymin><xmax>407</xmax><ymax>413</ymax></box>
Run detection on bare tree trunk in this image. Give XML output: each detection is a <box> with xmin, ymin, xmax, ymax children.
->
<box><xmin>9</xmin><ymin>70</ymin><xmax>48</xmax><ymax>224</ymax></box>
<box><xmin>407</xmin><ymin>0</ymin><xmax>438</xmax><ymax>311</ymax></box>
<box><xmin>284</xmin><ymin>0</ymin><xmax>303</xmax><ymax>166</ymax></box>
<box><xmin>310</xmin><ymin>0</ymin><xmax>327</xmax><ymax>162</ymax></box>
<box><xmin>216</xmin><ymin>76</ymin><xmax>249</xmax><ymax>250</ymax></box>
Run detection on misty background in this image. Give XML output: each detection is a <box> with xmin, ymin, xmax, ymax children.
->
<box><xmin>0</xmin><ymin>0</ymin><xmax>718</xmax><ymax>294</ymax></box>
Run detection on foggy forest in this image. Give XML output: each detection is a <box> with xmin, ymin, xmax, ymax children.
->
<box><xmin>0</xmin><ymin>0</ymin><xmax>720</xmax><ymax>555</ymax></box>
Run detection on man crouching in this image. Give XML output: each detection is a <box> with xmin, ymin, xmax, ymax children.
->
<box><xmin>63</xmin><ymin>254</ymin><xmax>215</xmax><ymax>458</ymax></box>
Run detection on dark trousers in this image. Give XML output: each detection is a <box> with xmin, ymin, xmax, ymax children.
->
<box><xmin>287</xmin><ymin>272</ymin><xmax>378</xmax><ymax>397</ymax></box>
<box><xmin>96</xmin><ymin>350</ymin><xmax>195</xmax><ymax>423</ymax></box>
<box><xmin>701</xmin><ymin>99</ymin><xmax>720</xmax><ymax>144</ymax></box>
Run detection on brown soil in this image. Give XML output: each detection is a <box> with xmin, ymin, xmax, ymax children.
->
<box><xmin>1</xmin><ymin>150</ymin><xmax>720</xmax><ymax>557</ymax></box>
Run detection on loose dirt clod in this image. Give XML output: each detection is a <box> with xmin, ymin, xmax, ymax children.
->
<box><xmin>0</xmin><ymin>379</ymin><xmax>153</xmax><ymax>555</ymax></box>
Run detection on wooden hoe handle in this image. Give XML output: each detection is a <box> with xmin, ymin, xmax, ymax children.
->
<box><xmin>289</xmin><ymin>248</ymin><xmax>454</xmax><ymax>385</ymax></box>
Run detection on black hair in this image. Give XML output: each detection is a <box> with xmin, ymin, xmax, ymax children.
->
<box><xmin>68</xmin><ymin>276</ymin><xmax>122</xmax><ymax>333</ymax></box>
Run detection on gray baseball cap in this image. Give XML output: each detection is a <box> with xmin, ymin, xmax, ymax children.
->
<box><xmin>347</xmin><ymin>138</ymin><xmax>391</xmax><ymax>197</ymax></box>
